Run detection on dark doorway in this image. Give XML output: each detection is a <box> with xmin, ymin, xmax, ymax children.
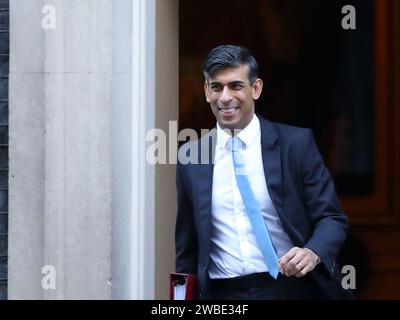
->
<box><xmin>179</xmin><ymin>0</ymin><xmax>374</xmax><ymax>197</ymax></box>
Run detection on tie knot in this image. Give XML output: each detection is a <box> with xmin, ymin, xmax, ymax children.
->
<box><xmin>228</xmin><ymin>136</ymin><xmax>242</xmax><ymax>152</ymax></box>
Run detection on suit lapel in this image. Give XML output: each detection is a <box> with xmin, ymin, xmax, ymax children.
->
<box><xmin>259</xmin><ymin>116</ymin><xmax>305</xmax><ymax>246</ymax></box>
<box><xmin>197</xmin><ymin>129</ymin><xmax>217</xmax><ymax>255</ymax></box>
<box><xmin>259</xmin><ymin>117</ymin><xmax>283</xmax><ymax>211</ymax></box>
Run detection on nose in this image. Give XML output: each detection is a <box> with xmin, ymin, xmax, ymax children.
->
<box><xmin>219</xmin><ymin>86</ymin><xmax>233</xmax><ymax>105</ymax></box>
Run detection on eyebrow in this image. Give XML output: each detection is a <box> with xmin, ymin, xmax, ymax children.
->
<box><xmin>209</xmin><ymin>80</ymin><xmax>246</xmax><ymax>86</ymax></box>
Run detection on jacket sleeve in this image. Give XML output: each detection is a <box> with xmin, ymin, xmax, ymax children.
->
<box><xmin>300</xmin><ymin>129</ymin><xmax>348</xmax><ymax>274</ymax></box>
<box><xmin>175</xmin><ymin>160</ymin><xmax>199</xmax><ymax>274</ymax></box>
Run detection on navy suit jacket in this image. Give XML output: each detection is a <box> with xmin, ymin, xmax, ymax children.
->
<box><xmin>175</xmin><ymin>115</ymin><xmax>354</xmax><ymax>299</ymax></box>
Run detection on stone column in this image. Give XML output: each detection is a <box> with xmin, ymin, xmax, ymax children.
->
<box><xmin>8</xmin><ymin>0</ymin><xmax>112</xmax><ymax>299</ymax></box>
<box><xmin>8</xmin><ymin>0</ymin><xmax>178</xmax><ymax>299</ymax></box>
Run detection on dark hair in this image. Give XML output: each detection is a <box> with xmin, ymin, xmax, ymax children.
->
<box><xmin>203</xmin><ymin>45</ymin><xmax>259</xmax><ymax>84</ymax></box>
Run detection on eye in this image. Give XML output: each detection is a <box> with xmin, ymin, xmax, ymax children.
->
<box><xmin>210</xmin><ymin>84</ymin><xmax>222</xmax><ymax>92</ymax></box>
<box><xmin>230</xmin><ymin>83</ymin><xmax>244</xmax><ymax>90</ymax></box>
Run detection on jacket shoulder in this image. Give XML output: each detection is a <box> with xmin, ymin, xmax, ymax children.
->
<box><xmin>268</xmin><ymin>120</ymin><xmax>310</xmax><ymax>135</ymax></box>
<box><xmin>260</xmin><ymin>117</ymin><xmax>313</xmax><ymax>145</ymax></box>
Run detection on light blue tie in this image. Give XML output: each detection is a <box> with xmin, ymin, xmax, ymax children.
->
<box><xmin>229</xmin><ymin>136</ymin><xmax>279</xmax><ymax>279</ymax></box>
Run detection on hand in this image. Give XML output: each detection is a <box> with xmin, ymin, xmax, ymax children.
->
<box><xmin>278</xmin><ymin>247</ymin><xmax>320</xmax><ymax>278</ymax></box>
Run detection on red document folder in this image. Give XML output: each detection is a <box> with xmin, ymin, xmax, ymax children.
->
<box><xmin>170</xmin><ymin>273</ymin><xmax>198</xmax><ymax>300</ymax></box>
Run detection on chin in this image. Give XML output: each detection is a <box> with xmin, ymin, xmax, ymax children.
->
<box><xmin>219</xmin><ymin>120</ymin><xmax>240</xmax><ymax>130</ymax></box>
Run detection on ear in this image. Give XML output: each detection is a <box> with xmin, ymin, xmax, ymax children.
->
<box><xmin>204</xmin><ymin>81</ymin><xmax>210</xmax><ymax>102</ymax></box>
<box><xmin>252</xmin><ymin>78</ymin><xmax>263</xmax><ymax>100</ymax></box>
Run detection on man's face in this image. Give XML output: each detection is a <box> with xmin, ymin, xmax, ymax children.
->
<box><xmin>204</xmin><ymin>65</ymin><xmax>263</xmax><ymax>131</ymax></box>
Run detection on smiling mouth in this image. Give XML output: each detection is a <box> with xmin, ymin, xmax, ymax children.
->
<box><xmin>218</xmin><ymin>107</ymin><xmax>239</xmax><ymax>116</ymax></box>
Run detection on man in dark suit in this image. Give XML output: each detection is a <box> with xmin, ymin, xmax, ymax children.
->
<box><xmin>175</xmin><ymin>45</ymin><xmax>353</xmax><ymax>299</ymax></box>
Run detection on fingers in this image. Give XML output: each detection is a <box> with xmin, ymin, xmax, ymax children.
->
<box><xmin>279</xmin><ymin>247</ymin><xmax>303</xmax><ymax>277</ymax></box>
<box><xmin>278</xmin><ymin>247</ymin><xmax>297</xmax><ymax>271</ymax></box>
<box><xmin>283</xmin><ymin>253</ymin><xmax>305</xmax><ymax>277</ymax></box>
<box><xmin>278</xmin><ymin>247</ymin><xmax>319</xmax><ymax>278</ymax></box>
<box><xmin>295</xmin><ymin>263</ymin><xmax>312</xmax><ymax>278</ymax></box>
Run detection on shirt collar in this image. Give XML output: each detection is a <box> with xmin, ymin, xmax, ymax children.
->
<box><xmin>216</xmin><ymin>114</ymin><xmax>260</xmax><ymax>150</ymax></box>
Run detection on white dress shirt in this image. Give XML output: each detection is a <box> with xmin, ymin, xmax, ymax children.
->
<box><xmin>209</xmin><ymin>115</ymin><xmax>294</xmax><ymax>279</ymax></box>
